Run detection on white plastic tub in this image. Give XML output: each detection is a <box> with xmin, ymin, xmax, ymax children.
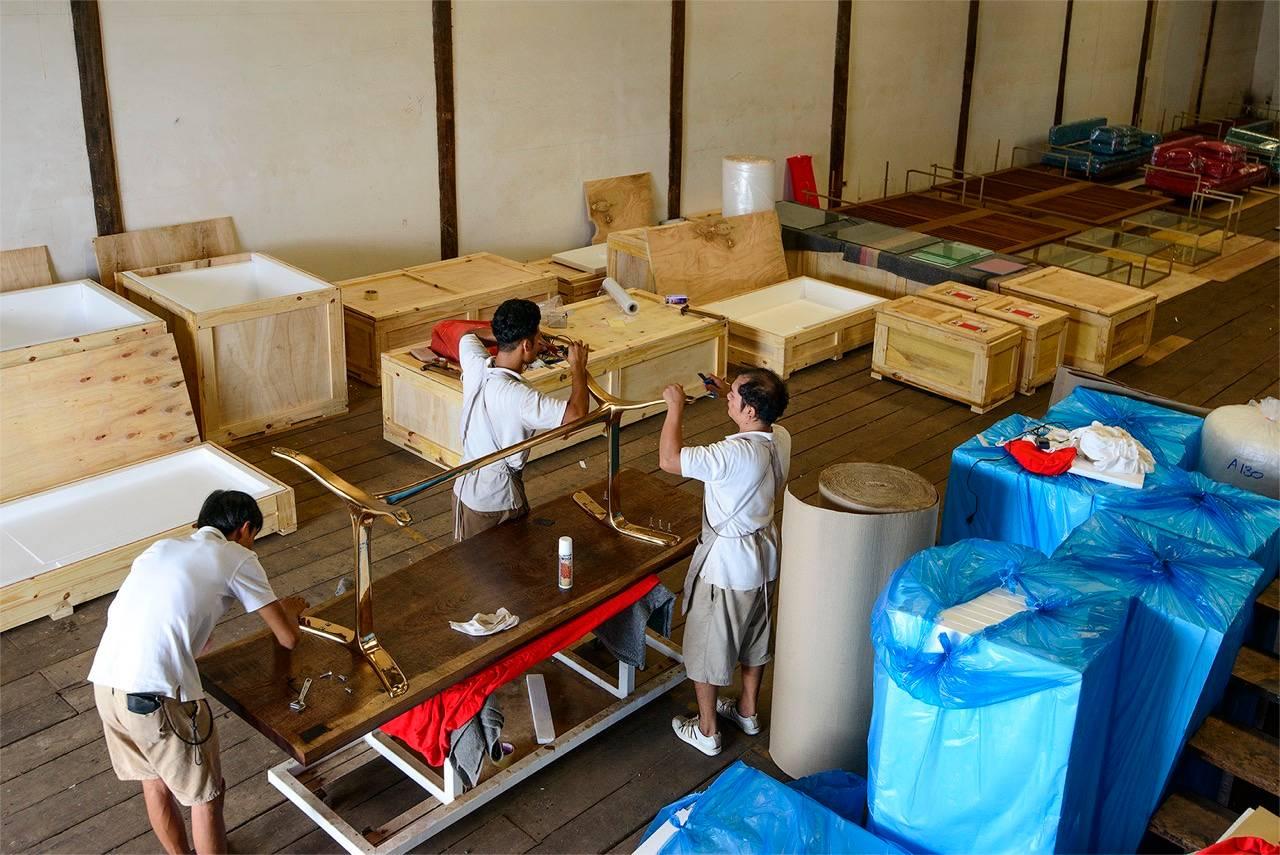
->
<box><xmin>0</xmin><ymin>280</ymin><xmax>163</xmax><ymax>367</ymax></box>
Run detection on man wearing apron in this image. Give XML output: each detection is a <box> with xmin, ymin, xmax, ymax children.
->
<box><xmin>453</xmin><ymin>298</ymin><xmax>591</xmax><ymax>541</ymax></box>
<box><xmin>658</xmin><ymin>369</ymin><xmax>791</xmax><ymax>755</ymax></box>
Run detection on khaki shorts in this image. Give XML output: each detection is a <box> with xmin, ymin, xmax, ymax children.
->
<box><xmin>682</xmin><ymin>578</ymin><xmax>773</xmax><ymax>686</ymax></box>
<box><xmin>94</xmin><ymin>684</ymin><xmax>222</xmax><ymax>806</ymax></box>
<box><xmin>452</xmin><ymin>494</ymin><xmax>528</xmax><ymax>542</ymax></box>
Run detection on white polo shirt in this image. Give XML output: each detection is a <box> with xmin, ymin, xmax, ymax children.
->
<box><xmin>87</xmin><ymin>526</ymin><xmax>278</xmax><ymax>701</ymax></box>
<box><xmin>679</xmin><ymin>426</ymin><xmax>792</xmax><ymax>590</ymax></box>
<box><xmin>453</xmin><ymin>334</ymin><xmax>569</xmax><ymax>512</ymax></box>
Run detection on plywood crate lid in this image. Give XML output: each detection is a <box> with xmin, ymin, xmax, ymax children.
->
<box><xmin>919</xmin><ymin>282</ymin><xmax>1002</xmax><ymax>311</ymax></box>
<box><xmin>647</xmin><ymin>210</ymin><xmax>789</xmax><ymax>303</ymax></box>
<box><xmin>877</xmin><ymin>296</ymin><xmax>1021</xmax><ymax>344</ymax></box>
<box><xmin>525</xmin><ymin>258</ymin><xmax>602</xmax><ymax>287</ymax></box>
<box><xmin>93</xmin><ymin>217</ymin><xmax>239</xmax><ymax>293</ymax></box>
<box><xmin>607</xmin><ymin>226</ymin><xmax>652</xmax><ymax>256</ymax></box>
<box><xmin>1</xmin><ymin>334</ymin><xmax>200</xmax><ymax>501</ymax></box>
<box><xmin>977</xmin><ymin>296</ymin><xmax>1069</xmax><ymax>332</ymax></box>
<box><xmin>1001</xmin><ymin>267</ymin><xmax>1155</xmax><ymax>315</ymax></box>
<box><xmin>583</xmin><ymin>172</ymin><xmax>654</xmax><ymax>244</ymax></box>
<box><xmin>550</xmin><ymin>243</ymin><xmax>608</xmax><ymax>275</ymax></box>
<box><xmin>340</xmin><ymin>253</ymin><xmax>553</xmax><ymax>321</ymax></box>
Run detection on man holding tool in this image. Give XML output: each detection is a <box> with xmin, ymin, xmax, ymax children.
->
<box><xmin>453</xmin><ymin>298</ymin><xmax>591</xmax><ymax>541</ymax></box>
<box><xmin>88</xmin><ymin>489</ymin><xmax>307</xmax><ymax>855</ymax></box>
<box><xmin>658</xmin><ymin>369</ymin><xmax>791</xmax><ymax>756</ymax></box>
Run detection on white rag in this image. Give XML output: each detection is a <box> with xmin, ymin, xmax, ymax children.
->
<box><xmin>450</xmin><ymin>608</ymin><xmax>520</xmax><ymax>637</ymax></box>
<box><xmin>1068</xmin><ymin>421</ymin><xmax>1155</xmax><ymax>474</ymax></box>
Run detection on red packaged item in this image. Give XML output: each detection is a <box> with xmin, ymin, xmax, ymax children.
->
<box><xmin>1199</xmin><ymin>838</ymin><xmax>1280</xmax><ymax>855</ymax></box>
<box><xmin>786</xmin><ymin>154</ymin><xmax>820</xmax><ymax>207</ymax></box>
<box><xmin>429</xmin><ymin>319</ymin><xmax>494</xmax><ymax>363</ymax></box>
<box><xmin>1005</xmin><ymin>438</ymin><xmax>1077</xmax><ymax>476</ymax></box>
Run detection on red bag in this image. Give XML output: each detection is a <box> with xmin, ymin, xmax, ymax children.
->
<box><xmin>1199</xmin><ymin>837</ymin><xmax>1280</xmax><ymax>855</ymax></box>
<box><xmin>429</xmin><ymin>319</ymin><xmax>494</xmax><ymax>363</ymax></box>
<box><xmin>1005</xmin><ymin>439</ymin><xmax>1077</xmax><ymax>476</ymax></box>
<box><xmin>786</xmin><ymin>154</ymin><xmax>820</xmax><ymax>207</ymax></box>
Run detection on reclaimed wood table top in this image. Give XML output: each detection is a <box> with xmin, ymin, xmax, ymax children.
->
<box><xmin>198</xmin><ymin>469</ymin><xmax>701</xmax><ymax>766</ymax></box>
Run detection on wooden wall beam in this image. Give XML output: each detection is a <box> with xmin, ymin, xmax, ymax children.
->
<box><xmin>70</xmin><ymin>0</ymin><xmax>124</xmax><ymax>237</ymax></box>
<box><xmin>667</xmin><ymin>0</ymin><xmax>686</xmax><ymax>221</ymax></box>
<box><xmin>953</xmin><ymin>0</ymin><xmax>981</xmax><ymax>172</ymax></box>
<box><xmin>1194</xmin><ymin>0</ymin><xmax>1219</xmax><ymax>117</ymax></box>
<box><xmin>826</xmin><ymin>0</ymin><xmax>852</xmax><ymax>208</ymax></box>
<box><xmin>1131</xmin><ymin>0</ymin><xmax>1156</xmax><ymax>125</ymax></box>
<box><xmin>433</xmin><ymin>0</ymin><xmax>459</xmax><ymax>259</ymax></box>
<box><xmin>1053</xmin><ymin>0</ymin><xmax>1075</xmax><ymax>125</ymax></box>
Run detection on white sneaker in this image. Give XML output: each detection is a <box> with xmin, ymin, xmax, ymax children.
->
<box><xmin>671</xmin><ymin>714</ymin><xmax>722</xmax><ymax>756</ymax></box>
<box><xmin>715</xmin><ymin>697</ymin><xmax>761</xmax><ymax>735</ymax></box>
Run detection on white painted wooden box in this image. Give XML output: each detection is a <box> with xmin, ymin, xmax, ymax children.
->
<box><xmin>0</xmin><ymin>279</ymin><xmax>165</xmax><ymax>368</ymax></box>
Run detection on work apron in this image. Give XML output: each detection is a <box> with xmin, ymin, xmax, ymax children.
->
<box><xmin>681</xmin><ymin>437</ymin><xmax>785</xmax><ymax>613</ymax></box>
<box><xmin>454</xmin><ymin>367</ymin><xmax>529</xmax><ymax>540</ymax></box>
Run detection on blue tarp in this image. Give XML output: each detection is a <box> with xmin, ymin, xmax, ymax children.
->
<box><xmin>1052</xmin><ymin>512</ymin><xmax>1269</xmax><ymax>853</ymax></box>
<box><xmin>867</xmin><ymin>540</ymin><xmax>1129</xmax><ymax>854</ymax></box>
<box><xmin>640</xmin><ymin>761</ymin><xmax>905</xmax><ymax>855</ymax></box>
<box><xmin>1043</xmin><ymin>387</ymin><xmax>1204</xmax><ymax>469</ymax></box>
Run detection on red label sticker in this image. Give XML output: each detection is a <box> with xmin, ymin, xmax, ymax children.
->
<box><xmin>1009</xmin><ymin>307</ymin><xmax>1039</xmax><ymax>319</ymax></box>
<box><xmin>947</xmin><ymin>289</ymin><xmax>979</xmax><ymax>301</ymax></box>
<box><xmin>950</xmin><ymin>320</ymin><xmax>986</xmax><ymax>332</ymax></box>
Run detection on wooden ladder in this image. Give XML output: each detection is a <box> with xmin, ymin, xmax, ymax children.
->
<box><xmin>1147</xmin><ymin>579</ymin><xmax>1280</xmax><ymax>851</ymax></box>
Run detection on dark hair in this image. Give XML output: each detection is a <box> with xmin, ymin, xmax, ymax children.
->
<box><xmin>737</xmin><ymin>368</ymin><xmax>788</xmax><ymax>425</ymax></box>
<box><xmin>491</xmin><ymin>299</ymin><xmax>542</xmax><ymax>352</ymax></box>
<box><xmin>197</xmin><ymin>489</ymin><xmax>264</xmax><ymax>538</ymax></box>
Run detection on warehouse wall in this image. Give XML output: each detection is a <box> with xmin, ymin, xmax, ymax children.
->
<box><xmin>1061</xmin><ymin>0</ymin><xmax>1148</xmax><ymax>127</ymax></box>
<box><xmin>1141</xmin><ymin>0</ymin><xmax>1212</xmax><ymax>131</ymax></box>
<box><xmin>1254</xmin><ymin>0</ymin><xmax>1280</xmax><ymax>109</ymax></box>
<box><xmin>1200</xmin><ymin>0</ymin><xmax>1268</xmax><ymax>119</ymax></box>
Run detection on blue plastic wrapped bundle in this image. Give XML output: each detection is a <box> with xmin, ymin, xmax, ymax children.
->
<box><xmin>1099</xmin><ymin>465</ymin><xmax>1280</xmax><ymax>579</ymax></box>
<box><xmin>639</xmin><ymin>761</ymin><xmax>905</xmax><ymax>855</ymax></box>
<box><xmin>1043</xmin><ymin>387</ymin><xmax>1204</xmax><ymax>469</ymax></box>
<box><xmin>1052</xmin><ymin>512</ymin><xmax>1269</xmax><ymax>853</ymax></box>
<box><xmin>867</xmin><ymin>540</ymin><xmax>1129</xmax><ymax>854</ymax></box>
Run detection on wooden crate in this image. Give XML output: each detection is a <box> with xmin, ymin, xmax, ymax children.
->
<box><xmin>0</xmin><ymin>335</ymin><xmax>295</xmax><ymax>629</ymax></box>
<box><xmin>919</xmin><ymin>282</ymin><xmax>1003</xmax><ymax>311</ymax></box>
<box><xmin>94</xmin><ymin>216</ymin><xmax>240</xmax><ymax>295</ymax></box>
<box><xmin>976</xmin><ymin>296</ymin><xmax>1069</xmax><ymax>394</ymax></box>
<box><xmin>700</xmin><ymin>277</ymin><xmax>885</xmax><ymax>378</ymax></box>
<box><xmin>647</xmin><ymin>210</ymin><xmax>790</xmax><ymax>303</ymax></box>
<box><xmin>0</xmin><ymin>279</ymin><xmax>166</xmax><ymax>369</ymax></box>
<box><xmin>999</xmin><ymin>267</ymin><xmax>1156</xmax><ymax>375</ymax></box>
<box><xmin>381</xmin><ymin>290</ymin><xmax>727</xmax><ymax>468</ymax></box>
<box><xmin>871</xmin><ymin>296</ymin><xmax>1022</xmax><ymax>413</ymax></box>
<box><xmin>526</xmin><ymin>257</ymin><xmax>606</xmax><ymax>304</ymax></box>
<box><xmin>605</xmin><ymin>212</ymin><xmax>725</xmax><ymax>293</ymax></box>
<box><xmin>785</xmin><ymin>250</ymin><xmax>922</xmax><ymax>300</ymax></box>
<box><xmin>119</xmin><ymin>252</ymin><xmax>347</xmax><ymax>444</ymax></box>
<box><xmin>339</xmin><ymin>253</ymin><xmax>556</xmax><ymax>385</ymax></box>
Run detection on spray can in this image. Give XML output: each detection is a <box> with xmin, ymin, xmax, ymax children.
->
<box><xmin>558</xmin><ymin>536</ymin><xmax>574</xmax><ymax>590</ymax></box>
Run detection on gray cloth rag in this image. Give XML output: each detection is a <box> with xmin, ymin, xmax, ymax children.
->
<box><xmin>446</xmin><ymin>695</ymin><xmax>504</xmax><ymax>791</ymax></box>
<box><xmin>593</xmin><ymin>584</ymin><xmax>676</xmax><ymax>669</ymax></box>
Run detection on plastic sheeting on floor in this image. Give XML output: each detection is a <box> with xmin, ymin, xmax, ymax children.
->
<box><xmin>637</xmin><ymin>761</ymin><xmax>905</xmax><ymax>855</ymax></box>
<box><xmin>1043</xmin><ymin>387</ymin><xmax>1204</xmax><ymax>469</ymax></box>
<box><xmin>866</xmin><ymin>540</ymin><xmax>1129</xmax><ymax>854</ymax></box>
<box><xmin>1053</xmin><ymin>512</ymin><xmax>1269</xmax><ymax>853</ymax></box>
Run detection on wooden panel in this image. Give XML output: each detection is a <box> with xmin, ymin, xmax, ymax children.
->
<box><xmin>198</xmin><ymin>469</ymin><xmax>701</xmax><ymax>766</ymax></box>
<box><xmin>785</xmin><ymin>250</ymin><xmax>919</xmax><ymax>300</ymax></box>
<box><xmin>92</xmin><ymin>217</ymin><xmax>239</xmax><ymax>294</ymax></box>
<box><xmin>1188</xmin><ymin>717</ymin><xmax>1279</xmax><ymax>794</ymax></box>
<box><xmin>583</xmin><ymin>173</ymin><xmax>654</xmax><ymax>244</ymax></box>
<box><xmin>212</xmin><ymin>304</ymin><xmax>333</xmax><ymax>425</ymax></box>
<box><xmin>977</xmin><ymin>296</ymin><xmax>1069</xmax><ymax>394</ymax></box>
<box><xmin>1149</xmin><ymin>792</ymin><xmax>1238</xmax><ymax>852</ymax></box>
<box><xmin>525</xmin><ymin>258</ymin><xmax>607</xmax><ymax>304</ymax></box>
<box><xmin>0</xmin><ymin>335</ymin><xmax>199</xmax><ymax>501</ymax></box>
<box><xmin>1000</xmin><ymin>266</ymin><xmax>1154</xmax><ymax>314</ymax></box>
<box><xmin>646</xmin><ymin>210</ymin><xmax>789</xmax><ymax>302</ymax></box>
<box><xmin>0</xmin><ymin>246</ymin><xmax>55</xmax><ymax>292</ymax></box>
<box><xmin>919</xmin><ymin>282</ymin><xmax>1003</xmax><ymax>311</ymax></box>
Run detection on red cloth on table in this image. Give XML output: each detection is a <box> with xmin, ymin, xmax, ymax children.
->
<box><xmin>1005</xmin><ymin>439</ymin><xmax>1078</xmax><ymax>476</ymax></box>
<box><xmin>380</xmin><ymin>575</ymin><xmax>661</xmax><ymax>766</ymax></box>
<box><xmin>1199</xmin><ymin>838</ymin><xmax>1280</xmax><ymax>855</ymax></box>
<box><xmin>429</xmin><ymin>319</ymin><xmax>494</xmax><ymax>363</ymax></box>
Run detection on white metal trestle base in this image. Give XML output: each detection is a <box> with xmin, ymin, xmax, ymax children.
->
<box><xmin>268</xmin><ymin>631</ymin><xmax>685</xmax><ymax>855</ymax></box>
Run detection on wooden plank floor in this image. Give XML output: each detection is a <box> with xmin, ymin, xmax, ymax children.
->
<box><xmin>2</xmin><ymin>199</ymin><xmax>1275</xmax><ymax>854</ymax></box>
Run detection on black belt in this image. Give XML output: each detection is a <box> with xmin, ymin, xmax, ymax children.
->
<box><xmin>125</xmin><ymin>692</ymin><xmax>164</xmax><ymax>715</ymax></box>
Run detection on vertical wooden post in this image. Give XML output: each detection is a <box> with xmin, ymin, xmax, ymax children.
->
<box><xmin>1194</xmin><ymin>0</ymin><xmax>1219</xmax><ymax>118</ymax></box>
<box><xmin>826</xmin><ymin>0</ymin><xmax>852</xmax><ymax>208</ymax></box>
<box><xmin>1131</xmin><ymin>0</ymin><xmax>1156</xmax><ymax>126</ymax></box>
<box><xmin>1053</xmin><ymin>0</ymin><xmax>1075</xmax><ymax>126</ymax></box>
<box><xmin>667</xmin><ymin>0</ymin><xmax>686</xmax><ymax>221</ymax></box>
<box><xmin>433</xmin><ymin>0</ymin><xmax>459</xmax><ymax>259</ymax></box>
<box><xmin>953</xmin><ymin>0</ymin><xmax>981</xmax><ymax>173</ymax></box>
<box><xmin>70</xmin><ymin>0</ymin><xmax>124</xmax><ymax>237</ymax></box>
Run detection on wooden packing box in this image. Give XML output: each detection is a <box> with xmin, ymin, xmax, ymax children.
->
<box><xmin>0</xmin><ymin>279</ymin><xmax>165</xmax><ymax>369</ymax></box>
<box><xmin>605</xmin><ymin>211</ymin><xmax>724</xmax><ymax>293</ymax></box>
<box><xmin>526</xmin><ymin>257</ymin><xmax>606</xmax><ymax>304</ymax></box>
<box><xmin>919</xmin><ymin>281</ymin><xmax>1003</xmax><ymax>311</ymax></box>
<box><xmin>647</xmin><ymin>210</ymin><xmax>790</xmax><ymax>304</ymax></box>
<box><xmin>871</xmin><ymin>296</ymin><xmax>1022</xmax><ymax>414</ymax></box>
<box><xmin>380</xmin><ymin>290</ymin><xmax>727</xmax><ymax>468</ymax></box>
<box><xmin>785</xmin><ymin>250</ymin><xmax>921</xmax><ymax>300</ymax></box>
<box><xmin>700</xmin><ymin>276</ymin><xmax>885</xmax><ymax>379</ymax></box>
<box><xmin>998</xmin><ymin>267</ymin><xmax>1156</xmax><ymax>375</ymax></box>
<box><xmin>0</xmin><ymin>335</ymin><xmax>294</xmax><ymax>629</ymax></box>
<box><xmin>339</xmin><ymin>253</ymin><xmax>556</xmax><ymax>385</ymax></box>
<box><xmin>976</xmin><ymin>296</ymin><xmax>1069</xmax><ymax>395</ymax></box>
<box><xmin>119</xmin><ymin>252</ymin><xmax>348</xmax><ymax>444</ymax></box>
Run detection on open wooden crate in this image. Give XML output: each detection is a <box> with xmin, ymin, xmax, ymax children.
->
<box><xmin>119</xmin><ymin>252</ymin><xmax>347</xmax><ymax>444</ymax></box>
<box><xmin>0</xmin><ymin>278</ymin><xmax>165</xmax><ymax>368</ymax></box>
<box><xmin>525</xmin><ymin>257</ymin><xmax>606</xmax><ymax>304</ymax></box>
<box><xmin>339</xmin><ymin>253</ymin><xmax>556</xmax><ymax>385</ymax></box>
<box><xmin>380</xmin><ymin>290</ymin><xmax>726</xmax><ymax>468</ymax></box>
<box><xmin>0</xmin><ymin>335</ymin><xmax>294</xmax><ymax>630</ymax></box>
<box><xmin>998</xmin><ymin>267</ymin><xmax>1155</xmax><ymax>375</ymax></box>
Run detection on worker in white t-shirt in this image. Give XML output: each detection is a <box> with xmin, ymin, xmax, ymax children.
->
<box><xmin>452</xmin><ymin>298</ymin><xmax>590</xmax><ymax>541</ymax></box>
<box><xmin>658</xmin><ymin>369</ymin><xmax>791</xmax><ymax>756</ymax></box>
<box><xmin>88</xmin><ymin>490</ymin><xmax>306</xmax><ymax>855</ymax></box>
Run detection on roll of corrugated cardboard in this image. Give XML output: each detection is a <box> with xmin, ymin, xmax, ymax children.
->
<box><xmin>770</xmin><ymin>463</ymin><xmax>938</xmax><ymax>778</ymax></box>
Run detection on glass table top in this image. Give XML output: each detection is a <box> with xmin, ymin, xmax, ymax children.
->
<box><xmin>774</xmin><ymin>201</ymin><xmax>851</xmax><ymax>231</ymax></box>
<box><xmin>910</xmin><ymin>240</ymin><xmax>992</xmax><ymax>268</ymax></box>
<box><xmin>811</xmin><ymin>220</ymin><xmax>941</xmax><ymax>254</ymax></box>
<box><xmin>1122</xmin><ymin>210</ymin><xmax>1219</xmax><ymax>236</ymax></box>
<box><xmin>1066</xmin><ymin>227</ymin><xmax>1173</xmax><ymax>259</ymax></box>
<box><xmin>1019</xmin><ymin>243</ymin><xmax>1137</xmax><ymax>286</ymax></box>
<box><xmin>1120</xmin><ymin>211</ymin><xmax>1223</xmax><ymax>267</ymax></box>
